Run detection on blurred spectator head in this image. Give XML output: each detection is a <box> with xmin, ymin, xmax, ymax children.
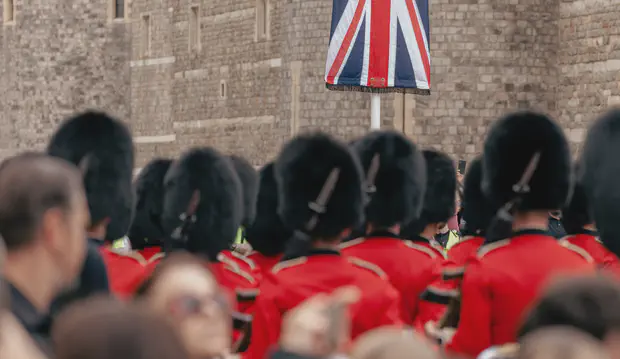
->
<box><xmin>518</xmin><ymin>327</ymin><xmax>609</xmax><ymax>359</ymax></box>
<box><xmin>519</xmin><ymin>275</ymin><xmax>620</xmax><ymax>357</ymax></box>
<box><xmin>350</xmin><ymin>328</ymin><xmax>438</xmax><ymax>359</ymax></box>
<box><xmin>53</xmin><ymin>297</ymin><xmax>188</xmax><ymax>359</ymax></box>
<box><xmin>0</xmin><ymin>153</ymin><xmax>88</xmax><ymax>292</ymax></box>
<box><xmin>136</xmin><ymin>252</ymin><xmax>231</xmax><ymax>357</ymax></box>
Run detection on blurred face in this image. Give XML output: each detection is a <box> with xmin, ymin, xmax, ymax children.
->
<box><xmin>41</xmin><ymin>190</ymin><xmax>89</xmax><ymax>288</ymax></box>
<box><xmin>147</xmin><ymin>264</ymin><xmax>231</xmax><ymax>357</ymax></box>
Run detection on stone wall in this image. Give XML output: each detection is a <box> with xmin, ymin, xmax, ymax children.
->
<box><xmin>1</xmin><ymin>0</ymin><xmax>619</xmax><ymax>165</ymax></box>
<box><xmin>0</xmin><ymin>0</ymin><xmax>130</xmax><ymax>158</ymax></box>
<box><xmin>409</xmin><ymin>0</ymin><xmax>559</xmax><ymax>158</ymax></box>
<box><xmin>557</xmin><ymin>0</ymin><xmax>620</xmax><ymax>155</ymax></box>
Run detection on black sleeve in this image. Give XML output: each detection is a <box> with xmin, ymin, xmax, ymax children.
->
<box><xmin>50</xmin><ymin>242</ymin><xmax>110</xmax><ymax>316</ymax></box>
<box><xmin>79</xmin><ymin>242</ymin><xmax>110</xmax><ymax>293</ymax></box>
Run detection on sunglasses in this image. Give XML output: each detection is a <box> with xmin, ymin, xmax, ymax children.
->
<box><xmin>168</xmin><ymin>293</ymin><xmax>230</xmax><ymax>317</ymax></box>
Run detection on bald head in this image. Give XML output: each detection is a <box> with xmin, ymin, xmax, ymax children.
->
<box><xmin>0</xmin><ymin>153</ymin><xmax>85</xmax><ymax>251</ymax></box>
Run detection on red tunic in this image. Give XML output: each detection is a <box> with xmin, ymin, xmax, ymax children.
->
<box><xmin>563</xmin><ymin>232</ymin><xmax>620</xmax><ymax>276</ymax></box>
<box><xmin>246</xmin><ymin>251</ymin><xmax>282</xmax><ymax>275</ymax></box>
<box><xmin>99</xmin><ymin>247</ymin><xmax>147</xmax><ymax>299</ymax></box>
<box><xmin>340</xmin><ymin>232</ymin><xmax>444</xmax><ymax>326</ymax></box>
<box><xmin>447</xmin><ymin>231</ymin><xmax>596</xmax><ymax>358</ymax></box>
<box><xmin>243</xmin><ymin>250</ymin><xmax>403</xmax><ymax>359</ymax></box>
<box><xmin>414</xmin><ymin>236</ymin><xmax>485</xmax><ymax>327</ymax></box>
<box><xmin>220</xmin><ymin>250</ymin><xmax>263</xmax><ymax>282</ymax></box>
<box><xmin>447</xmin><ymin>236</ymin><xmax>485</xmax><ymax>266</ymax></box>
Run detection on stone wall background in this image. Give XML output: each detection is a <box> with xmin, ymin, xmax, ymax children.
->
<box><xmin>0</xmin><ymin>0</ymin><xmax>130</xmax><ymax>158</ymax></box>
<box><xmin>0</xmin><ymin>0</ymin><xmax>618</xmax><ymax>166</ymax></box>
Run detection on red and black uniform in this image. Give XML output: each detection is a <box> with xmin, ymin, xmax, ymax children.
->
<box><xmin>244</xmin><ymin>249</ymin><xmax>403</xmax><ymax>359</ymax></box>
<box><xmin>416</xmin><ymin>236</ymin><xmax>485</xmax><ymax>331</ymax></box>
<box><xmin>340</xmin><ymin>231</ymin><xmax>443</xmax><ymax>327</ymax></box>
<box><xmin>446</xmin><ymin>230</ymin><xmax>596</xmax><ymax>358</ymax></box>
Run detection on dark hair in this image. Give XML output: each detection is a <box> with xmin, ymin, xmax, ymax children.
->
<box><xmin>0</xmin><ymin>153</ymin><xmax>83</xmax><ymax>251</ymax></box>
<box><xmin>53</xmin><ymin>297</ymin><xmax>189</xmax><ymax>359</ymax></box>
<box><xmin>519</xmin><ymin>275</ymin><xmax>620</xmax><ymax>341</ymax></box>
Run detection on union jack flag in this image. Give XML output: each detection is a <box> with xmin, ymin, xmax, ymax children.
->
<box><xmin>325</xmin><ymin>0</ymin><xmax>431</xmax><ymax>94</ymax></box>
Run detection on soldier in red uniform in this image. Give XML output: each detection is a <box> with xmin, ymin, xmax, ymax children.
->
<box><xmin>560</xmin><ymin>163</ymin><xmax>620</xmax><ymax>272</ymax></box>
<box><xmin>338</xmin><ymin>130</ymin><xmax>428</xmax><ymax>325</ymax></box>
<box><xmin>442</xmin><ymin>111</ymin><xmax>595</xmax><ymax>358</ymax></box>
<box><xmin>447</xmin><ymin>157</ymin><xmax>492</xmax><ymax>265</ymax></box>
<box><xmin>400</xmin><ymin>149</ymin><xmax>457</xmax><ymax>259</ymax></box>
<box><xmin>221</xmin><ymin>155</ymin><xmax>260</xmax><ymax>279</ymax></box>
<box><xmin>155</xmin><ymin>147</ymin><xmax>256</xmax><ymax>351</ymax></box>
<box><xmin>244</xmin><ymin>132</ymin><xmax>403</xmax><ymax>359</ymax></box>
<box><xmin>397</xmin><ymin>149</ymin><xmax>458</xmax><ymax>330</ymax></box>
<box><xmin>580</xmin><ymin>109</ymin><xmax>620</xmax><ymax>277</ymax></box>
<box><xmin>129</xmin><ymin>158</ymin><xmax>172</xmax><ymax>262</ymax></box>
<box><xmin>419</xmin><ymin>156</ymin><xmax>499</xmax><ymax>330</ymax></box>
<box><xmin>47</xmin><ymin>111</ymin><xmax>141</xmax><ymax>300</ymax></box>
<box><xmin>244</xmin><ymin>162</ymin><xmax>293</xmax><ymax>274</ymax></box>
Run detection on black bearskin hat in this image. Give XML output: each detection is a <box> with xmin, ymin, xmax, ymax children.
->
<box><xmin>352</xmin><ymin>130</ymin><xmax>426</xmax><ymax>228</ymax></box>
<box><xmin>47</xmin><ymin>111</ymin><xmax>135</xmax><ymax>241</ymax></box>
<box><xmin>228</xmin><ymin>155</ymin><xmax>259</xmax><ymax>228</ymax></box>
<box><xmin>482</xmin><ymin>111</ymin><xmax>572</xmax><ymax>211</ymax></box>
<box><xmin>274</xmin><ymin>132</ymin><xmax>365</xmax><ymax>239</ymax></box>
<box><xmin>128</xmin><ymin>158</ymin><xmax>173</xmax><ymax>249</ymax></box>
<box><xmin>161</xmin><ymin>147</ymin><xmax>243</xmax><ymax>261</ymax></box>
<box><xmin>581</xmin><ymin>108</ymin><xmax>620</xmax><ymax>256</ymax></box>
<box><xmin>244</xmin><ymin>163</ymin><xmax>292</xmax><ymax>256</ymax></box>
<box><xmin>460</xmin><ymin>156</ymin><xmax>496</xmax><ymax>237</ymax></box>
<box><xmin>561</xmin><ymin>163</ymin><xmax>592</xmax><ymax>235</ymax></box>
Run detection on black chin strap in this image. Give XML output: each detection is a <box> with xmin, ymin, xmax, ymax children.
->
<box><xmin>485</xmin><ymin>152</ymin><xmax>541</xmax><ymax>244</ymax></box>
<box><xmin>166</xmin><ymin>190</ymin><xmax>201</xmax><ymax>252</ymax></box>
<box><xmin>281</xmin><ymin>168</ymin><xmax>341</xmax><ymax>261</ymax></box>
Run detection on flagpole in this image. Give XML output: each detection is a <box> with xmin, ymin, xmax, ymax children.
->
<box><xmin>370</xmin><ymin>93</ymin><xmax>381</xmax><ymax>130</ymax></box>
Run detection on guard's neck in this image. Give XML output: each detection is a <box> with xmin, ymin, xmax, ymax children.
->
<box><xmin>512</xmin><ymin>211</ymin><xmax>549</xmax><ymax>232</ymax></box>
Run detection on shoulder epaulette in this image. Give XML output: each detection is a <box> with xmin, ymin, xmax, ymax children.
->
<box><xmin>404</xmin><ymin>240</ymin><xmax>438</xmax><ymax>259</ymax></box>
<box><xmin>147</xmin><ymin>252</ymin><xmax>166</xmax><ymax>264</ymax></box>
<box><xmin>272</xmin><ymin>257</ymin><xmax>308</xmax><ymax>274</ymax></box>
<box><xmin>477</xmin><ymin>239</ymin><xmax>511</xmax><ymax>259</ymax></box>
<box><xmin>231</xmin><ymin>251</ymin><xmax>257</xmax><ymax>270</ymax></box>
<box><xmin>218</xmin><ymin>253</ymin><xmax>257</xmax><ymax>284</ymax></box>
<box><xmin>429</xmin><ymin>240</ymin><xmax>448</xmax><ymax>259</ymax></box>
<box><xmin>558</xmin><ymin>239</ymin><xmax>594</xmax><ymax>263</ymax></box>
<box><xmin>110</xmin><ymin>249</ymin><xmax>147</xmax><ymax>265</ymax></box>
<box><xmin>339</xmin><ymin>237</ymin><xmax>365</xmax><ymax>250</ymax></box>
<box><xmin>347</xmin><ymin>256</ymin><xmax>388</xmax><ymax>280</ymax></box>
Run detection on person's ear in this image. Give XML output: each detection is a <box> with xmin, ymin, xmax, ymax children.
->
<box><xmin>41</xmin><ymin>208</ymin><xmax>67</xmax><ymax>252</ymax></box>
